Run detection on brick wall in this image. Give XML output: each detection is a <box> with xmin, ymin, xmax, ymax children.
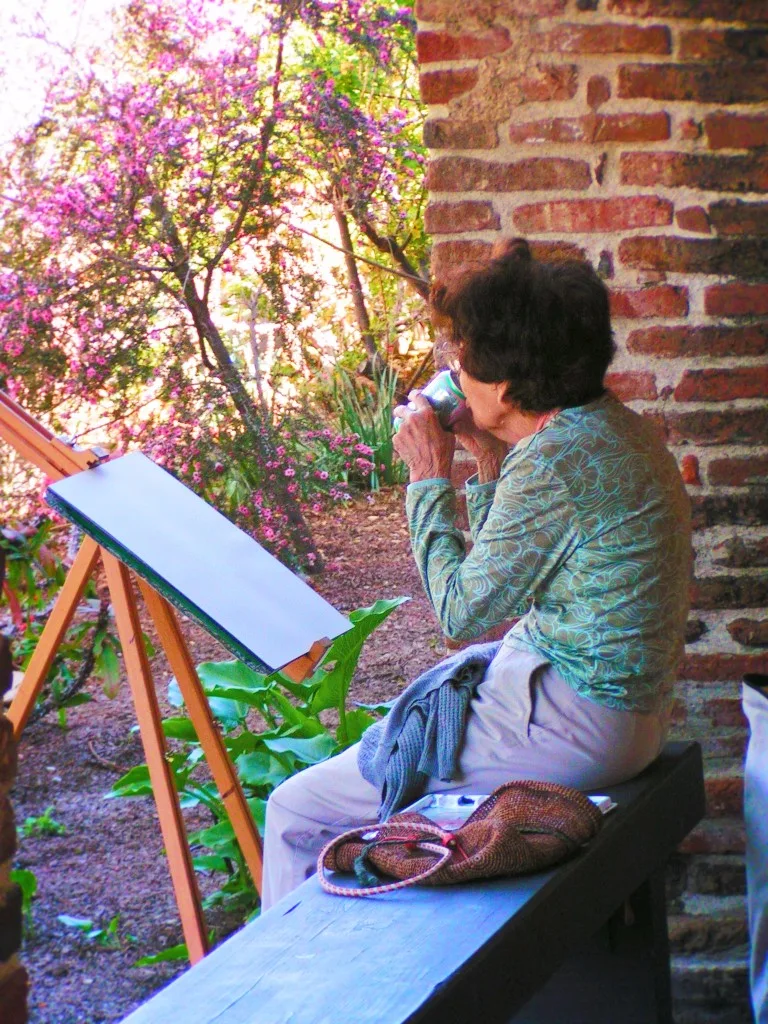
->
<box><xmin>417</xmin><ymin>0</ymin><xmax>767</xmax><ymax>1016</ymax></box>
<box><xmin>0</xmin><ymin>552</ymin><xmax>27</xmax><ymax>1024</ymax></box>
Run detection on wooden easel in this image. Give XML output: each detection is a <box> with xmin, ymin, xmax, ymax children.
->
<box><xmin>0</xmin><ymin>391</ymin><xmax>328</xmax><ymax>963</ymax></box>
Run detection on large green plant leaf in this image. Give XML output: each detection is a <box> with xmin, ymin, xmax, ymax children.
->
<box><xmin>309</xmin><ymin>597</ymin><xmax>408</xmax><ymax>715</ymax></box>
<box><xmin>263</xmin><ymin>734</ymin><xmax>338</xmax><ymax>766</ymax></box>
<box><xmin>235</xmin><ymin>751</ymin><xmax>290</xmax><ymax>790</ymax></box>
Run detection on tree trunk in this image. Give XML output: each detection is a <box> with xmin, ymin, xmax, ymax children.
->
<box><xmin>149</xmin><ymin>191</ymin><xmax>320</xmax><ymax>569</ymax></box>
<box><xmin>332</xmin><ymin>202</ymin><xmax>385</xmax><ymax>375</ymax></box>
<box><xmin>187</xmin><ymin>291</ymin><xmax>322</xmax><ymax>570</ymax></box>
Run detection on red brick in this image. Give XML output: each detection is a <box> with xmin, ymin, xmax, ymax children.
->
<box><xmin>509</xmin><ymin>112</ymin><xmax>669</xmax><ymax>144</ymax></box>
<box><xmin>417</xmin><ymin>28</ymin><xmax>511</xmax><ymax>63</ymax></box>
<box><xmin>618</xmin><ymin>62</ymin><xmax>768</xmax><ymax>103</ymax></box>
<box><xmin>667</xmin><ymin>408</ymin><xmax>768</xmax><ymax>445</ymax></box>
<box><xmin>705</xmin><ymin>284</ymin><xmax>768</xmax><ymax>316</ymax></box>
<box><xmin>619</xmin><ymin>236</ymin><xmax>768</xmax><ymax>278</ymax></box>
<box><xmin>709</xmin><ymin>456</ymin><xmax>768</xmax><ymax>487</ymax></box>
<box><xmin>432</xmin><ymin>240</ymin><xmax>492</xmax><ymax>281</ymax></box>
<box><xmin>705</xmin><ymin>776</ymin><xmax>743</xmax><ymax>818</ymax></box>
<box><xmin>680</xmin><ymin>454</ymin><xmax>701</xmax><ymax>486</ymax></box>
<box><xmin>432</xmin><ymin>239</ymin><xmax>585</xmax><ymax>279</ymax></box>
<box><xmin>610</xmin><ymin>285</ymin><xmax>688</xmax><ymax>319</ymax></box>
<box><xmin>713</xmin><ymin>536</ymin><xmax>768</xmax><ymax>568</ymax></box>
<box><xmin>621</xmin><ymin>152</ymin><xmax>768</xmax><ymax>193</ymax></box>
<box><xmin>692</xmin><ymin>493</ymin><xmax>768</xmax><ymax>529</ymax></box>
<box><xmin>691</xmin><ymin>576</ymin><xmax>768</xmax><ymax>610</ymax></box>
<box><xmin>420</xmin><ymin>68</ymin><xmax>479</xmax><ymax>104</ymax></box>
<box><xmin>427</xmin><ymin>156</ymin><xmax>591</xmax><ymax>192</ymax></box>
<box><xmin>628</xmin><ymin>324</ymin><xmax>768</xmax><ymax>358</ymax></box>
<box><xmin>425</xmin><ymin>200</ymin><xmax>500</xmax><ymax>234</ymax></box>
<box><xmin>605</xmin><ymin>371</ymin><xmax>658</xmax><ymax>401</ymax></box>
<box><xmin>533</xmin><ymin>23</ymin><xmax>670</xmax><ymax>54</ymax></box>
<box><xmin>674</xmin><ymin>366</ymin><xmax>768</xmax><ymax>402</ymax></box>
<box><xmin>676</xmin><ymin>206</ymin><xmax>711</xmax><ymax>234</ymax></box>
<box><xmin>607</xmin><ymin>0</ymin><xmax>768</xmax><ymax>21</ymax></box>
<box><xmin>681</xmin><ymin>652</ymin><xmax>768</xmax><ymax>678</ymax></box>
<box><xmin>513</xmin><ymin>196</ymin><xmax>672</xmax><ymax>233</ymax></box>
<box><xmin>728</xmin><ymin>617</ymin><xmax>768</xmax><ymax>647</ymax></box>
<box><xmin>680</xmin><ymin>28</ymin><xmax>768</xmax><ymax>60</ymax></box>
<box><xmin>705</xmin><ymin>112</ymin><xmax>768</xmax><ymax>150</ymax></box>
<box><xmin>679</xmin><ymin>819</ymin><xmax>745</xmax><ymax>857</ymax></box>
<box><xmin>416</xmin><ymin>0</ymin><xmax>567</xmax><ymax>17</ymax></box>
<box><xmin>424</xmin><ymin>119</ymin><xmax>498</xmax><ymax>149</ymax></box>
<box><xmin>587</xmin><ymin>75</ymin><xmax>611</xmax><ymax>110</ymax></box>
<box><xmin>504</xmin><ymin>64</ymin><xmax>579</xmax><ymax>104</ymax></box>
<box><xmin>709</xmin><ymin>199</ymin><xmax>768</xmax><ymax>236</ymax></box>
<box><xmin>530</xmin><ymin>241</ymin><xmax>588</xmax><ymax>261</ymax></box>
<box><xmin>704</xmin><ymin>696</ymin><xmax>748</xmax><ymax>728</ymax></box>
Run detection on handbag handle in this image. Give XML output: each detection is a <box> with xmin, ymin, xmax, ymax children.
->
<box><xmin>317</xmin><ymin>822</ymin><xmax>455</xmax><ymax>897</ymax></box>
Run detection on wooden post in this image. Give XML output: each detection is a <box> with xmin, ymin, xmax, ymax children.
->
<box><xmin>102</xmin><ymin>552</ymin><xmax>208</xmax><ymax>963</ymax></box>
<box><xmin>140</xmin><ymin>581</ymin><xmax>265</xmax><ymax>894</ymax></box>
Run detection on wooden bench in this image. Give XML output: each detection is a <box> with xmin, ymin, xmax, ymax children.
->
<box><xmin>122</xmin><ymin>741</ymin><xmax>705</xmax><ymax>1024</ymax></box>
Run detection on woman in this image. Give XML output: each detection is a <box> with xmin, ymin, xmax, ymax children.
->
<box><xmin>261</xmin><ymin>239</ymin><xmax>691</xmax><ymax>910</ymax></box>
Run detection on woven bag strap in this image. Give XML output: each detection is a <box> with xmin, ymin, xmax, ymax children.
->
<box><xmin>317</xmin><ymin>822</ymin><xmax>455</xmax><ymax>897</ymax></box>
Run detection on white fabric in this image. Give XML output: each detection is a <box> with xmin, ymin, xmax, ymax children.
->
<box><xmin>744</xmin><ymin>681</ymin><xmax>768</xmax><ymax>1024</ymax></box>
<box><xmin>261</xmin><ymin>644</ymin><xmax>666</xmax><ymax>911</ymax></box>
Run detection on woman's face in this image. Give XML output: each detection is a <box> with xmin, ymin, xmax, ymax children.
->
<box><xmin>457</xmin><ymin>366</ymin><xmax>508</xmax><ymax>435</ymax></box>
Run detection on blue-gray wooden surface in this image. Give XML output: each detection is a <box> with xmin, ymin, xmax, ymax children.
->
<box><xmin>47</xmin><ymin>452</ymin><xmax>351</xmax><ymax>672</ymax></box>
<box><xmin>121</xmin><ymin>742</ymin><xmax>704</xmax><ymax>1024</ymax></box>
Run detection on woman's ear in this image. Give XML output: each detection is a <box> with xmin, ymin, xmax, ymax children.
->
<box><xmin>493</xmin><ymin>381</ymin><xmax>508</xmax><ymax>407</ymax></box>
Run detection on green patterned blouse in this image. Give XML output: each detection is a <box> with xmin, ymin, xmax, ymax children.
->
<box><xmin>405</xmin><ymin>393</ymin><xmax>692</xmax><ymax>712</ymax></box>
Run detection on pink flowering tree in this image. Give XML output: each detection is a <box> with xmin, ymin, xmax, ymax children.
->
<box><xmin>291</xmin><ymin>1</ymin><xmax>429</xmax><ymax>371</ymax></box>
<box><xmin>0</xmin><ymin>0</ymin><xmax>426</xmax><ymax>567</ymax></box>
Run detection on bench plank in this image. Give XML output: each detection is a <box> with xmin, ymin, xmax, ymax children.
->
<box><xmin>122</xmin><ymin>742</ymin><xmax>704</xmax><ymax>1024</ymax></box>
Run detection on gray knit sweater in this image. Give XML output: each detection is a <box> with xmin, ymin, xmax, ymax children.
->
<box><xmin>357</xmin><ymin>642</ymin><xmax>500</xmax><ymax>820</ymax></box>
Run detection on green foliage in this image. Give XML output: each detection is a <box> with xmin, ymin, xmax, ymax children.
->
<box><xmin>0</xmin><ymin>520</ymin><xmax>151</xmax><ymax>727</ymax></box>
<box><xmin>58</xmin><ymin>913</ymin><xmax>136</xmax><ymax>949</ymax></box>
<box><xmin>18</xmin><ymin>806</ymin><xmax>67</xmax><ymax>838</ymax></box>
<box><xmin>11</xmin><ymin>868</ymin><xmax>38</xmax><ymax>936</ymax></box>
<box><xmin>330</xmin><ymin>367</ymin><xmax>407</xmax><ymax>488</ymax></box>
<box><xmin>110</xmin><ymin>597</ymin><xmax>407</xmax><ymax>922</ymax></box>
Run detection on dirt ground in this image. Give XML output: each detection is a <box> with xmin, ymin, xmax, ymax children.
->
<box><xmin>11</xmin><ymin>488</ymin><xmax>446</xmax><ymax>1024</ymax></box>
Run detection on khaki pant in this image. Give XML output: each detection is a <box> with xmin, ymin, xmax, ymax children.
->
<box><xmin>262</xmin><ymin>644</ymin><xmax>666</xmax><ymax>911</ymax></box>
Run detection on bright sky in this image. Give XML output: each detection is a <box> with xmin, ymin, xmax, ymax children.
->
<box><xmin>0</xmin><ymin>0</ymin><xmax>118</xmax><ymax>147</ymax></box>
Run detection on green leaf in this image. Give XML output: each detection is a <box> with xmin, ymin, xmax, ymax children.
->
<box><xmin>247</xmin><ymin>797</ymin><xmax>267</xmax><ymax>834</ymax></box>
<box><xmin>265</xmin><ymin>689</ymin><xmax>326</xmax><ymax>737</ymax></box>
<box><xmin>11</xmin><ymin>869</ymin><xmax>37</xmax><ymax>914</ymax></box>
<box><xmin>197</xmin><ymin>660</ymin><xmax>275</xmax><ymax>694</ymax></box>
<box><xmin>194</xmin><ymin>819</ymin><xmax>236</xmax><ymax>851</ymax></box>
<box><xmin>263</xmin><ymin>733</ymin><xmax>338</xmax><ymax>766</ymax></box>
<box><xmin>192</xmin><ymin>854</ymin><xmax>231</xmax><ymax>874</ymax></box>
<box><xmin>96</xmin><ymin>643</ymin><xmax>121</xmax><ymax>694</ymax></box>
<box><xmin>58</xmin><ymin>914</ymin><xmax>92</xmax><ymax>931</ymax></box>
<box><xmin>338</xmin><ymin>708</ymin><xmax>375</xmax><ymax>745</ymax></box>
<box><xmin>107</xmin><ymin>765</ymin><xmax>152</xmax><ymax>798</ymax></box>
<box><xmin>134</xmin><ymin>942</ymin><xmax>190</xmax><ymax>966</ymax></box>
<box><xmin>235</xmin><ymin>751</ymin><xmax>289</xmax><ymax>790</ymax></box>
<box><xmin>309</xmin><ymin>597</ymin><xmax>408</xmax><ymax>715</ymax></box>
<box><xmin>60</xmin><ymin>693</ymin><xmax>93</xmax><ymax>709</ymax></box>
<box><xmin>161</xmin><ymin>717</ymin><xmax>198</xmax><ymax>742</ymax></box>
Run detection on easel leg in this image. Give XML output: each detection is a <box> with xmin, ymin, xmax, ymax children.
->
<box><xmin>139</xmin><ymin>581</ymin><xmax>264</xmax><ymax>895</ymax></box>
<box><xmin>7</xmin><ymin>536</ymin><xmax>101</xmax><ymax>737</ymax></box>
<box><xmin>101</xmin><ymin>551</ymin><xmax>208</xmax><ymax>963</ymax></box>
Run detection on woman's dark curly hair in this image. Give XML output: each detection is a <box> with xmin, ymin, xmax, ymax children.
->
<box><xmin>432</xmin><ymin>239</ymin><xmax>615</xmax><ymax>413</ymax></box>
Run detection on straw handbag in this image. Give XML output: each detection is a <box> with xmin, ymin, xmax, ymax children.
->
<box><xmin>318</xmin><ymin>779</ymin><xmax>604</xmax><ymax>897</ymax></box>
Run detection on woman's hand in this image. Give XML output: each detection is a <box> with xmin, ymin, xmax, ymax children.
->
<box><xmin>393</xmin><ymin>394</ymin><xmax>455</xmax><ymax>483</ymax></box>
<box><xmin>451</xmin><ymin>407</ymin><xmax>509</xmax><ymax>483</ymax></box>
